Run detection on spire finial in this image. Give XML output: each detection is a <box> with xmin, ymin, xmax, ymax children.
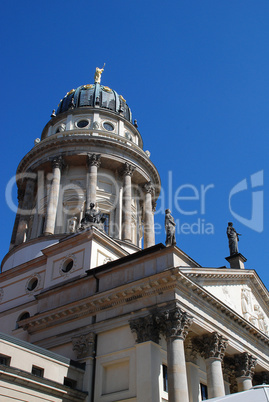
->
<box><xmin>94</xmin><ymin>63</ymin><xmax>105</xmax><ymax>84</ymax></box>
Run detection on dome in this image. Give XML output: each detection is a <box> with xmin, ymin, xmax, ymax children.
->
<box><xmin>55</xmin><ymin>83</ymin><xmax>132</xmax><ymax>122</ymax></box>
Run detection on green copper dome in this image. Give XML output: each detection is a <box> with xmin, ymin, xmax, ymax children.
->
<box><xmin>56</xmin><ymin>83</ymin><xmax>132</xmax><ymax>122</ymax></box>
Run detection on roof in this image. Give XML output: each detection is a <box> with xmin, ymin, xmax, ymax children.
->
<box><xmin>55</xmin><ymin>82</ymin><xmax>132</xmax><ymax>122</ymax></box>
<box><xmin>208</xmin><ymin>386</ymin><xmax>269</xmax><ymax>401</ymax></box>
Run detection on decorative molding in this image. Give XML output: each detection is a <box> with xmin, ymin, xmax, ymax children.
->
<box><xmin>194</xmin><ymin>332</ymin><xmax>228</xmax><ymax>360</ymax></box>
<box><xmin>87</xmin><ymin>153</ymin><xmax>101</xmax><ymax>168</ymax></box>
<box><xmin>59</xmin><ymin>254</ymin><xmax>77</xmax><ymax>277</ymax></box>
<box><xmin>130</xmin><ymin>314</ymin><xmax>160</xmax><ymax>344</ymax></box>
<box><xmin>234</xmin><ymin>352</ymin><xmax>257</xmax><ymax>378</ymax></box>
<box><xmin>25</xmin><ymin>273</ymin><xmax>42</xmax><ymax>295</ymax></box>
<box><xmin>92</xmin><ymin>121</ymin><xmax>99</xmax><ymax>129</ymax></box>
<box><xmin>72</xmin><ymin>332</ymin><xmax>96</xmax><ymax>359</ymax></box>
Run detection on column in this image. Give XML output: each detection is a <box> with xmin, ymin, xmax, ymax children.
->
<box><xmin>130</xmin><ymin>315</ymin><xmax>162</xmax><ymax>402</ymax></box>
<box><xmin>122</xmin><ymin>162</ymin><xmax>135</xmax><ymax>242</ymax></box>
<box><xmin>15</xmin><ymin>173</ymin><xmax>36</xmax><ymax>245</ymax></box>
<box><xmin>44</xmin><ymin>156</ymin><xmax>64</xmax><ymax>235</ymax></box>
<box><xmin>195</xmin><ymin>332</ymin><xmax>228</xmax><ymax>399</ymax></box>
<box><xmin>143</xmin><ymin>181</ymin><xmax>155</xmax><ymax>248</ymax></box>
<box><xmin>185</xmin><ymin>338</ymin><xmax>200</xmax><ymax>402</ymax></box>
<box><xmin>158</xmin><ymin>303</ymin><xmax>193</xmax><ymax>402</ymax></box>
<box><xmin>86</xmin><ymin>153</ymin><xmax>101</xmax><ymax>209</ymax></box>
<box><xmin>72</xmin><ymin>332</ymin><xmax>96</xmax><ymax>402</ymax></box>
<box><xmin>10</xmin><ymin>188</ymin><xmax>24</xmax><ymax>248</ymax></box>
<box><xmin>235</xmin><ymin>353</ymin><xmax>257</xmax><ymax>392</ymax></box>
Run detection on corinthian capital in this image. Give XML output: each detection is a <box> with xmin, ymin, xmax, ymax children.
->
<box><xmin>157</xmin><ymin>303</ymin><xmax>193</xmax><ymax>340</ymax></box>
<box><xmin>87</xmin><ymin>153</ymin><xmax>101</xmax><ymax>168</ymax></box>
<box><xmin>130</xmin><ymin>314</ymin><xmax>160</xmax><ymax>344</ymax></box>
<box><xmin>194</xmin><ymin>332</ymin><xmax>228</xmax><ymax>360</ymax></box>
<box><xmin>72</xmin><ymin>332</ymin><xmax>96</xmax><ymax>359</ymax></box>
<box><xmin>122</xmin><ymin>162</ymin><xmax>135</xmax><ymax>177</ymax></box>
<box><xmin>52</xmin><ymin>156</ymin><xmax>65</xmax><ymax>170</ymax></box>
<box><xmin>234</xmin><ymin>352</ymin><xmax>257</xmax><ymax>378</ymax></box>
<box><xmin>144</xmin><ymin>181</ymin><xmax>155</xmax><ymax>196</ymax></box>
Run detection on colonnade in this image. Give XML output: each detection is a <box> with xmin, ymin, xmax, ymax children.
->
<box><xmin>15</xmin><ymin>154</ymin><xmax>156</xmax><ymax>247</ymax></box>
<box><xmin>130</xmin><ymin>303</ymin><xmax>258</xmax><ymax>402</ymax></box>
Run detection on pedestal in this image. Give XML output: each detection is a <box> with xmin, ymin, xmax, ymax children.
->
<box><xmin>225</xmin><ymin>253</ymin><xmax>247</xmax><ymax>269</ymax></box>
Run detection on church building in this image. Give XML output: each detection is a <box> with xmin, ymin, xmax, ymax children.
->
<box><xmin>0</xmin><ymin>68</ymin><xmax>268</xmax><ymax>402</ymax></box>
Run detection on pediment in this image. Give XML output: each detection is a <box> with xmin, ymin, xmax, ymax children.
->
<box><xmin>181</xmin><ymin>268</ymin><xmax>269</xmax><ymax>336</ymax></box>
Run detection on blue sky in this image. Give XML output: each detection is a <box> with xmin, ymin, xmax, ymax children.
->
<box><xmin>1</xmin><ymin>1</ymin><xmax>269</xmax><ymax>287</ymax></box>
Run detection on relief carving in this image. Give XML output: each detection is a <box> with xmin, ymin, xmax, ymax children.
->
<box><xmin>72</xmin><ymin>332</ymin><xmax>96</xmax><ymax>359</ymax></box>
<box><xmin>130</xmin><ymin>314</ymin><xmax>160</xmax><ymax>344</ymax></box>
<box><xmin>194</xmin><ymin>332</ymin><xmax>228</xmax><ymax>360</ymax></box>
<box><xmin>157</xmin><ymin>304</ymin><xmax>193</xmax><ymax>340</ymax></box>
<box><xmin>234</xmin><ymin>352</ymin><xmax>257</xmax><ymax>379</ymax></box>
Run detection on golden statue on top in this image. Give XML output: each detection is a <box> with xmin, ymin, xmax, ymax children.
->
<box><xmin>94</xmin><ymin>63</ymin><xmax>105</xmax><ymax>84</ymax></box>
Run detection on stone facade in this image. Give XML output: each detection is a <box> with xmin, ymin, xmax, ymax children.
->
<box><xmin>0</xmin><ymin>77</ymin><xmax>269</xmax><ymax>401</ymax></box>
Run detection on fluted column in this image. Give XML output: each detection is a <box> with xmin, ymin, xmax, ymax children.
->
<box><xmin>158</xmin><ymin>303</ymin><xmax>193</xmax><ymax>402</ymax></box>
<box><xmin>122</xmin><ymin>163</ymin><xmax>135</xmax><ymax>242</ymax></box>
<box><xmin>130</xmin><ymin>315</ymin><xmax>161</xmax><ymax>402</ymax></box>
<box><xmin>86</xmin><ymin>153</ymin><xmax>101</xmax><ymax>209</ymax></box>
<box><xmin>15</xmin><ymin>174</ymin><xmax>36</xmax><ymax>245</ymax></box>
<box><xmin>195</xmin><ymin>332</ymin><xmax>228</xmax><ymax>399</ymax></box>
<box><xmin>143</xmin><ymin>181</ymin><xmax>155</xmax><ymax>248</ymax></box>
<box><xmin>44</xmin><ymin>156</ymin><xmax>64</xmax><ymax>235</ymax></box>
<box><xmin>235</xmin><ymin>353</ymin><xmax>257</xmax><ymax>392</ymax></box>
<box><xmin>72</xmin><ymin>333</ymin><xmax>96</xmax><ymax>402</ymax></box>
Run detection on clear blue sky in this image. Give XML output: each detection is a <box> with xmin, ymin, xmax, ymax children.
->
<box><xmin>1</xmin><ymin>1</ymin><xmax>269</xmax><ymax>288</ymax></box>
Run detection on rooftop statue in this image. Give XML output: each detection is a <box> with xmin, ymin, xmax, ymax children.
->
<box><xmin>227</xmin><ymin>222</ymin><xmax>241</xmax><ymax>255</ymax></box>
<box><xmin>94</xmin><ymin>63</ymin><xmax>105</xmax><ymax>84</ymax></box>
<box><xmin>165</xmin><ymin>209</ymin><xmax>176</xmax><ymax>247</ymax></box>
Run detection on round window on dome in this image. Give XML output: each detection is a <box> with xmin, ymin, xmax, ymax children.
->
<box><xmin>103</xmin><ymin>122</ymin><xmax>114</xmax><ymax>132</ymax></box>
<box><xmin>62</xmin><ymin>258</ymin><xmax>74</xmax><ymax>273</ymax></box>
<box><xmin>76</xmin><ymin>120</ymin><xmax>89</xmax><ymax>128</ymax></box>
<box><xmin>27</xmin><ymin>278</ymin><xmax>38</xmax><ymax>292</ymax></box>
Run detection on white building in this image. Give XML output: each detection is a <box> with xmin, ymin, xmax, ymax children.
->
<box><xmin>0</xmin><ymin>70</ymin><xmax>268</xmax><ymax>401</ymax></box>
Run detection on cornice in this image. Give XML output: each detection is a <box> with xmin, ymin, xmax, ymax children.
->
<box><xmin>16</xmin><ymin>133</ymin><xmax>160</xmax><ymax>189</ymax></box>
<box><xmin>18</xmin><ymin>267</ymin><xmax>269</xmax><ymax>348</ymax></box>
<box><xmin>181</xmin><ymin>268</ymin><xmax>269</xmax><ymax>308</ymax></box>
<box><xmin>41</xmin><ymin>227</ymin><xmax>129</xmax><ymax>258</ymax></box>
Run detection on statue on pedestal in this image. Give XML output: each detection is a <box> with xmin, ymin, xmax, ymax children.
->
<box><xmin>165</xmin><ymin>209</ymin><xmax>176</xmax><ymax>247</ymax></box>
<box><xmin>227</xmin><ymin>222</ymin><xmax>241</xmax><ymax>255</ymax></box>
